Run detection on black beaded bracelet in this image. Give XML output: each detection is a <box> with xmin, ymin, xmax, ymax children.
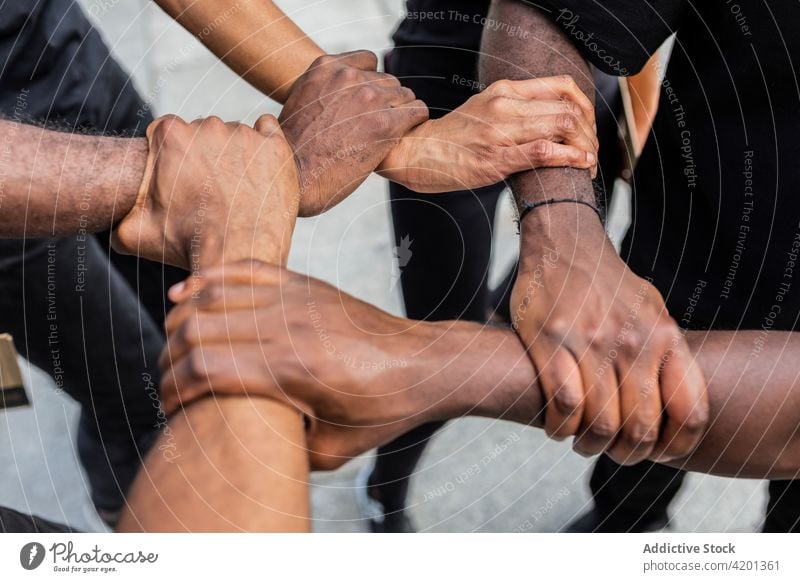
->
<box><xmin>517</xmin><ymin>198</ymin><xmax>605</xmax><ymax>230</ymax></box>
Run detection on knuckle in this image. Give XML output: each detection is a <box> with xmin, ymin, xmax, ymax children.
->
<box><xmin>313</xmin><ymin>54</ymin><xmax>336</xmax><ymax>68</ymax></box>
<box><xmin>478</xmin><ymin>141</ymin><xmax>501</xmax><ymax>160</ymax></box>
<box><xmin>656</xmin><ymin>320</ymin><xmax>683</xmax><ymax>346</ymax></box>
<box><xmin>488</xmin><ymin>79</ymin><xmax>513</xmax><ymax>95</ymax></box>
<box><xmin>559</xmin><ymin>74</ymin><xmax>577</xmax><ymax>89</ymax></box>
<box><xmin>203</xmin><ymin>115</ymin><xmax>225</xmax><ymax>128</ymax></box>
<box><xmin>186</xmin><ymin>348</ymin><xmax>208</xmax><ymax>381</ymax></box>
<box><xmin>623</xmin><ymin>423</ymin><xmax>659</xmax><ymax>448</ymax></box>
<box><xmin>356</xmin><ymin>84</ymin><xmax>380</xmax><ymax>103</ymax></box>
<box><xmin>378</xmin><ymin>72</ymin><xmax>401</xmax><ymax>87</ymax></box>
<box><xmin>487</xmin><ymin>95</ymin><xmax>509</xmax><ymax>115</ymax></box>
<box><xmin>587</xmin><ymin>420</ymin><xmax>619</xmax><ymax>440</ymax></box>
<box><xmin>176</xmin><ymin>318</ymin><xmax>200</xmax><ymax>348</ymax></box>
<box><xmin>556</xmin><ymin>112</ymin><xmax>577</xmax><ymax>133</ymax></box>
<box><xmin>257</xmin><ymin>114</ymin><xmax>280</xmax><ymax>130</ymax></box>
<box><xmin>410</xmin><ymin>99</ymin><xmax>430</xmax><ymax>121</ymax></box>
<box><xmin>622</xmin><ymin>328</ymin><xmax>644</xmax><ymax>351</ymax></box>
<box><xmin>233</xmin><ymin>122</ymin><xmax>252</xmax><ymax>136</ymax></box>
<box><xmin>543</xmin><ymin>317</ymin><xmax>571</xmax><ymax>339</ymax></box>
<box><xmin>592</xmin><ymin>326</ymin><xmax>617</xmax><ymax>347</ymax></box>
<box><xmin>198</xmin><ymin>283</ymin><xmax>226</xmax><ymax>309</ymax></box>
<box><xmin>531</xmin><ymin>139</ymin><xmax>552</xmax><ymax>159</ymax></box>
<box><xmin>337</xmin><ymin>66</ymin><xmax>361</xmax><ymax>84</ymax></box>
<box><xmin>152</xmin><ymin>114</ymin><xmax>188</xmax><ymax>143</ymax></box>
<box><xmin>397</xmin><ymin>86</ymin><xmax>415</xmax><ymax>102</ymax></box>
<box><xmin>552</xmin><ymin>387</ymin><xmax>583</xmax><ymax>413</ymax></box>
<box><xmin>563</xmin><ymin>101</ymin><xmax>581</xmax><ymax>117</ymax></box>
<box><xmin>682</xmin><ymin>406</ymin><xmax>710</xmax><ymax>434</ymax></box>
<box><xmin>355</xmin><ymin>49</ymin><xmax>378</xmax><ymax>66</ymax></box>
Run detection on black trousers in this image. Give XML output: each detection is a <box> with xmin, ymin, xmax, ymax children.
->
<box><xmin>379</xmin><ymin>29</ymin><xmax>800</xmax><ymax>533</ymax></box>
<box><xmin>367</xmin><ymin>44</ymin><xmax>506</xmax><ymax>509</ymax></box>
<box><xmin>0</xmin><ymin>506</ymin><xmax>75</xmax><ymax>533</ymax></box>
<box><xmin>374</xmin><ymin>33</ymin><xmax>624</xmax><ymax>509</ymax></box>
<box><xmin>0</xmin><ymin>2</ymin><xmax>184</xmax><ymax>450</ymax></box>
<box><xmin>590</xmin><ymin>456</ymin><xmax>800</xmax><ymax>532</ymax></box>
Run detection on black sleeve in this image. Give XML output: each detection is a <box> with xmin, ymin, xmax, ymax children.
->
<box><xmin>533</xmin><ymin>0</ymin><xmax>686</xmax><ymax>75</ymax></box>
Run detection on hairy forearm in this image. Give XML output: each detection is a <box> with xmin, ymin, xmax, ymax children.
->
<box><xmin>156</xmin><ymin>0</ymin><xmax>324</xmax><ymax>103</ymax></box>
<box><xmin>0</xmin><ymin>120</ymin><xmax>145</xmax><ymax>237</ymax></box>
<box><xmin>478</xmin><ymin>0</ymin><xmax>596</xmax><ymax>214</ymax></box>
<box><xmin>420</xmin><ymin>325</ymin><xmax>800</xmax><ymax>479</ymax></box>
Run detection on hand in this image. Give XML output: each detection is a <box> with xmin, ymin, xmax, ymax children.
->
<box><xmin>160</xmin><ymin>261</ymin><xmax>431</xmax><ymax>470</ymax></box>
<box><xmin>512</xmin><ymin>204</ymin><xmax>708</xmax><ymax>465</ymax></box>
<box><xmin>112</xmin><ymin>114</ymin><xmax>299</xmax><ymax>270</ymax></box>
<box><xmin>280</xmin><ymin>51</ymin><xmax>428</xmax><ymax>216</ymax></box>
<box><xmin>377</xmin><ymin>76</ymin><xmax>598</xmax><ymax>193</ymax></box>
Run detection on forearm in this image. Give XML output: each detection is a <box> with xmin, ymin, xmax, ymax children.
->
<box><xmin>478</xmin><ymin>0</ymin><xmax>597</xmax><ymax>212</ymax></box>
<box><xmin>156</xmin><ymin>0</ymin><xmax>324</xmax><ymax>103</ymax></box>
<box><xmin>118</xmin><ymin>192</ymin><xmax>308</xmax><ymax>531</ymax></box>
<box><xmin>674</xmin><ymin>331</ymin><xmax>800</xmax><ymax>479</ymax></box>
<box><xmin>423</xmin><ymin>325</ymin><xmax>800</xmax><ymax>479</ymax></box>
<box><xmin>117</xmin><ymin>397</ymin><xmax>309</xmax><ymax>532</ymax></box>
<box><xmin>0</xmin><ymin>120</ymin><xmax>145</xmax><ymax>237</ymax></box>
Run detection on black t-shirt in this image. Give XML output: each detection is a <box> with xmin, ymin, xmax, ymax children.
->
<box><xmin>536</xmin><ymin>1</ymin><xmax>800</xmax><ymax>331</ymax></box>
<box><xmin>399</xmin><ymin>0</ymin><xmax>800</xmax><ymax>332</ymax></box>
<box><xmin>394</xmin><ymin>0</ymin><xmax>490</xmax><ymax>50</ymax></box>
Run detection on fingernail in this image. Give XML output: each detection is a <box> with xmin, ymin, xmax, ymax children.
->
<box><xmin>169</xmin><ymin>281</ymin><xmax>186</xmax><ymax>297</ymax></box>
<box><xmin>587</xmin><ymin>152</ymin><xmax>596</xmax><ymax>163</ymax></box>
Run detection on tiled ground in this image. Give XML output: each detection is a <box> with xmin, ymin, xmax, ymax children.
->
<box><xmin>0</xmin><ymin>0</ymin><xmax>766</xmax><ymax>533</ymax></box>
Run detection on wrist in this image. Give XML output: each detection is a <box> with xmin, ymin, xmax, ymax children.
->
<box><xmin>112</xmin><ymin>137</ymin><xmax>149</xmax><ymax>222</ymax></box>
<box><xmin>213</xmin><ymin>193</ymin><xmax>297</xmax><ymax>269</ymax></box>
<box><xmin>110</xmin><ymin>120</ymin><xmax>161</xmax><ymax>257</ymax></box>
<box><xmin>376</xmin><ymin>136</ymin><xmax>412</xmax><ymax>186</ymax></box>
<box><xmin>415</xmin><ymin>321</ymin><xmax>544</xmax><ymax>426</ymax></box>
<box><xmin>376</xmin><ymin>120</ymin><xmax>435</xmax><ymax>188</ymax></box>
<box><xmin>518</xmin><ymin>200</ymin><xmax>606</xmax><ymax>272</ymax></box>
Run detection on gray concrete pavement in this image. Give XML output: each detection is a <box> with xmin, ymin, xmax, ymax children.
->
<box><xmin>0</xmin><ymin>0</ymin><xmax>767</xmax><ymax>533</ymax></box>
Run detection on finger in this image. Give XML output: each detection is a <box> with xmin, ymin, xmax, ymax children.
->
<box><xmin>528</xmin><ymin>113</ymin><xmax>598</xmax><ymax>154</ymax></box>
<box><xmin>307</xmin><ymin>421</ymin><xmax>414</xmax><ymax>472</ymax></box>
<box><xmin>533</xmin><ymin>344</ymin><xmax>585</xmax><ymax>440</ymax></box>
<box><xmin>254</xmin><ymin>114</ymin><xmax>282</xmax><ymax>136</ymax></box>
<box><xmin>329</xmin><ymin>50</ymin><xmax>379</xmax><ymax>71</ymax></box>
<box><xmin>165</xmin><ymin>284</ymin><xmax>283</xmax><ymax>346</ymax></box>
<box><xmin>162</xmin><ymin>309</ymin><xmax>269</xmax><ymax>374</ymax></box>
<box><xmin>515</xmin><ymin>101</ymin><xmax>599</xmax><ymax>151</ymax></box>
<box><xmin>360</xmin><ymin>70</ymin><xmax>403</xmax><ymax>89</ymax></box>
<box><xmin>572</xmin><ymin>352</ymin><xmax>621</xmax><ymax>457</ymax></box>
<box><xmin>384</xmin><ymin>86</ymin><xmax>420</xmax><ymax>108</ymax></box>
<box><xmin>160</xmin><ymin>344</ymin><xmax>235</xmax><ymax>416</ymax></box>
<box><xmin>499</xmin><ymin>98</ymin><xmax>593</xmax><ymax>130</ymax></box>
<box><xmin>608</xmin><ymin>355</ymin><xmax>663</xmax><ymax>465</ymax></box>
<box><xmin>503</xmin><ymin>141</ymin><xmax>596</xmax><ymax>174</ymax></box>
<box><xmin>168</xmin><ymin>260</ymin><xmax>284</xmax><ymax>302</ymax></box>
<box><xmin>161</xmin><ymin>343</ymin><xmax>288</xmax><ymax>416</ymax></box>
<box><xmin>386</xmin><ymin>98</ymin><xmax>430</xmax><ymax>129</ymax></box>
<box><xmin>650</xmin><ymin>343</ymin><xmax>710</xmax><ymax>461</ymax></box>
<box><xmin>498</xmin><ymin>76</ymin><xmax>596</xmax><ymax>127</ymax></box>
